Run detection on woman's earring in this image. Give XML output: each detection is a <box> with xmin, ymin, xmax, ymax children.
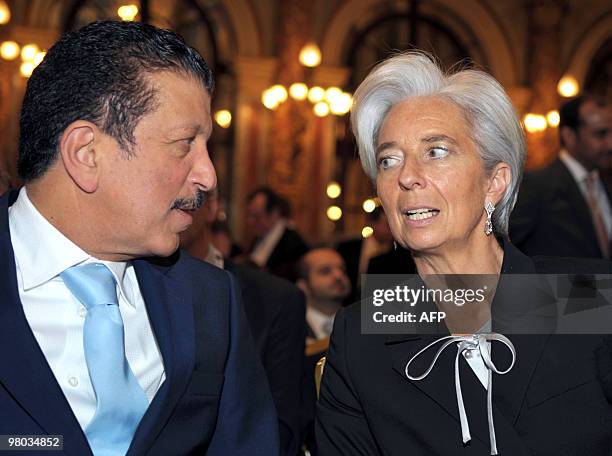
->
<box><xmin>393</xmin><ymin>241</ymin><xmax>398</xmax><ymax>251</ymax></box>
<box><xmin>484</xmin><ymin>201</ymin><xmax>495</xmax><ymax>235</ymax></box>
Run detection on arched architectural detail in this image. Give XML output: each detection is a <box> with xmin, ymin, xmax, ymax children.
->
<box><xmin>321</xmin><ymin>0</ymin><xmax>518</xmax><ymax>86</ymax></box>
<box><xmin>221</xmin><ymin>0</ymin><xmax>261</xmax><ymax>57</ymax></box>
<box><xmin>565</xmin><ymin>13</ymin><xmax>612</xmax><ymax>86</ymax></box>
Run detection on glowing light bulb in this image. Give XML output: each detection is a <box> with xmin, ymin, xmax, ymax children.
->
<box><xmin>326</xmin><ymin>205</ymin><xmax>342</xmax><ymax>221</ymax></box>
<box><xmin>362</xmin><ymin>198</ymin><xmax>376</xmax><ymax>213</ymax></box>
<box><xmin>299</xmin><ymin>43</ymin><xmax>322</xmax><ymax>68</ymax></box>
<box><xmin>214</xmin><ymin>110</ymin><xmax>232</xmax><ymax>128</ymax></box>
<box><xmin>557</xmin><ymin>75</ymin><xmax>579</xmax><ymax>98</ymax></box>
<box><xmin>326</xmin><ymin>182</ymin><xmax>341</xmax><ymax>199</ymax></box>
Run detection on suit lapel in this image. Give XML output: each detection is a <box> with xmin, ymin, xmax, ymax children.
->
<box><xmin>127</xmin><ymin>258</ymin><xmax>195</xmax><ymax>455</ymax></box>
<box><xmin>0</xmin><ymin>191</ymin><xmax>91</xmax><ymax>455</ymax></box>
<box><xmin>555</xmin><ymin>160</ymin><xmax>602</xmax><ymax>255</ymax></box>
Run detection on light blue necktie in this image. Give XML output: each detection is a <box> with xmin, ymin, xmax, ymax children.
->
<box><xmin>61</xmin><ymin>263</ymin><xmax>148</xmax><ymax>456</ymax></box>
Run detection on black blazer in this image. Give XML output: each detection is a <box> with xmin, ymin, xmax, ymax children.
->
<box><xmin>0</xmin><ymin>190</ymin><xmax>279</xmax><ymax>456</ymax></box>
<box><xmin>226</xmin><ymin>261</ymin><xmax>306</xmax><ymax>456</ymax></box>
<box><xmin>337</xmin><ymin>238</ymin><xmax>363</xmax><ymax>303</ymax></box>
<box><xmin>263</xmin><ymin>228</ymin><xmax>309</xmax><ymax>281</ymax></box>
<box><xmin>510</xmin><ymin>158</ymin><xmax>608</xmax><ymax>258</ymax></box>
<box><xmin>316</xmin><ymin>240</ymin><xmax>612</xmax><ymax>455</ymax></box>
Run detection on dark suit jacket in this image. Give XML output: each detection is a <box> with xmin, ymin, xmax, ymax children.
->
<box><xmin>316</xmin><ymin>240</ymin><xmax>612</xmax><ymax>455</ymax></box>
<box><xmin>510</xmin><ymin>158</ymin><xmax>609</xmax><ymax>258</ymax></box>
<box><xmin>366</xmin><ymin>246</ymin><xmax>417</xmax><ymax>276</ymax></box>
<box><xmin>226</xmin><ymin>261</ymin><xmax>306</xmax><ymax>456</ymax></box>
<box><xmin>0</xmin><ymin>190</ymin><xmax>279</xmax><ymax>456</ymax></box>
<box><xmin>337</xmin><ymin>238</ymin><xmax>363</xmax><ymax>303</ymax></box>
<box><xmin>264</xmin><ymin>227</ymin><xmax>309</xmax><ymax>281</ymax></box>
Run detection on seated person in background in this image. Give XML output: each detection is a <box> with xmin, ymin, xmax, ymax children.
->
<box><xmin>510</xmin><ymin>95</ymin><xmax>612</xmax><ymax>258</ymax></box>
<box><xmin>0</xmin><ymin>168</ymin><xmax>12</xmax><ymax>194</ymax></box>
<box><xmin>245</xmin><ymin>187</ymin><xmax>309</xmax><ymax>280</ymax></box>
<box><xmin>181</xmin><ymin>190</ymin><xmax>306</xmax><ymax>456</ymax></box>
<box><xmin>296</xmin><ymin>247</ymin><xmax>351</xmax><ymax>456</ymax></box>
<box><xmin>2</xmin><ymin>20</ymin><xmax>278</xmax><ymax>455</ymax></box>
<box><xmin>211</xmin><ymin>218</ymin><xmax>243</xmax><ymax>258</ymax></box>
<box><xmin>337</xmin><ymin>206</ymin><xmax>394</xmax><ymax>303</ymax></box>
<box><xmin>316</xmin><ymin>51</ymin><xmax>612</xmax><ymax>456</ymax></box>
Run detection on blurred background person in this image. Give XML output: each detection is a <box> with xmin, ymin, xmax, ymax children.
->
<box><xmin>0</xmin><ymin>168</ymin><xmax>12</xmax><ymax>194</ymax></box>
<box><xmin>296</xmin><ymin>247</ymin><xmax>351</xmax><ymax>456</ymax></box>
<box><xmin>511</xmin><ymin>96</ymin><xmax>612</xmax><ymax>258</ymax></box>
<box><xmin>316</xmin><ymin>52</ymin><xmax>612</xmax><ymax>456</ymax></box>
<box><xmin>245</xmin><ymin>187</ymin><xmax>309</xmax><ymax>280</ymax></box>
<box><xmin>337</xmin><ymin>205</ymin><xmax>393</xmax><ymax>303</ymax></box>
<box><xmin>181</xmin><ymin>189</ymin><xmax>306</xmax><ymax>456</ymax></box>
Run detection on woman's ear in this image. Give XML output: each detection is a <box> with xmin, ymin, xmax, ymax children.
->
<box><xmin>486</xmin><ymin>162</ymin><xmax>512</xmax><ymax>204</ymax></box>
<box><xmin>58</xmin><ymin>120</ymin><xmax>100</xmax><ymax>193</ymax></box>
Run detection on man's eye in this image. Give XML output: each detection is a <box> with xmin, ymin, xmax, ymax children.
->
<box><xmin>427</xmin><ymin>147</ymin><xmax>449</xmax><ymax>159</ymax></box>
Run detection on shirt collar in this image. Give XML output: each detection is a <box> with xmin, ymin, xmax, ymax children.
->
<box><xmin>559</xmin><ymin>149</ymin><xmax>590</xmax><ymax>184</ymax></box>
<box><xmin>8</xmin><ymin>188</ymin><xmax>133</xmax><ymax>306</ymax></box>
<box><xmin>204</xmin><ymin>243</ymin><xmax>225</xmax><ymax>269</ymax></box>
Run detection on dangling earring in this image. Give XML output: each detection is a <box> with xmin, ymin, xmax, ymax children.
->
<box><xmin>393</xmin><ymin>241</ymin><xmax>398</xmax><ymax>251</ymax></box>
<box><xmin>484</xmin><ymin>201</ymin><xmax>495</xmax><ymax>235</ymax></box>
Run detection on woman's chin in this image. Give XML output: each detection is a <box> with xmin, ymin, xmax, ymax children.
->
<box><xmin>400</xmin><ymin>234</ymin><xmax>444</xmax><ymax>255</ymax></box>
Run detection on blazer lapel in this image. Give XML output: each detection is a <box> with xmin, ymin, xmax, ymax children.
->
<box><xmin>555</xmin><ymin>161</ymin><xmax>602</xmax><ymax>254</ymax></box>
<box><xmin>0</xmin><ymin>191</ymin><xmax>91</xmax><ymax>456</ymax></box>
<box><xmin>127</xmin><ymin>258</ymin><xmax>195</xmax><ymax>455</ymax></box>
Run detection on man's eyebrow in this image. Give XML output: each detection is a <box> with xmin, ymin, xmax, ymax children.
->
<box><xmin>421</xmin><ymin>135</ymin><xmax>458</xmax><ymax>145</ymax></box>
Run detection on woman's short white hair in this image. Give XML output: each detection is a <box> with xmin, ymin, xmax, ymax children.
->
<box><xmin>351</xmin><ymin>51</ymin><xmax>526</xmax><ymax>236</ymax></box>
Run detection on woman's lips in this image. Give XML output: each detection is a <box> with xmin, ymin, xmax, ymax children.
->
<box><xmin>402</xmin><ymin>208</ymin><xmax>440</xmax><ymax>224</ymax></box>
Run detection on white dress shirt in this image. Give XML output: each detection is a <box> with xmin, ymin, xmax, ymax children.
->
<box><xmin>560</xmin><ymin>150</ymin><xmax>612</xmax><ymax>236</ymax></box>
<box><xmin>306</xmin><ymin>306</ymin><xmax>336</xmax><ymax>340</ymax></box>
<box><xmin>250</xmin><ymin>219</ymin><xmax>287</xmax><ymax>267</ymax></box>
<box><xmin>460</xmin><ymin>320</ymin><xmax>492</xmax><ymax>389</ymax></box>
<box><xmin>8</xmin><ymin>187</ymin><xmax>165</xmax><ymax>430</ymax></box>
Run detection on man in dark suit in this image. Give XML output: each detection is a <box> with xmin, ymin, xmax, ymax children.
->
<box><xmin>295</xmin><ymin>247</ymin><xmax>351</xmax><ymax>455</ymax></box>
<box><xmin>337</xmin><ymin>206</ymin><xmax>394</xmax><ymax>303</ymax></box>
<box><xmin>0</xmin><ymin>21</ymin><xmax>278</xmax><ymax>455</ymax></box>
<box><xmin>510</xmin><ymin>96</ymin><xmax>612</xmax><ymax>258</ymax></box>
<box><xmin>246</xmin><ymin>187</ymin><xmax>309</xmax><ymax>280</ymax></box>
<box><xmin>181</xmin><ymin>190</ymin><xmax>306</xmax><ymax>456</ymax></box>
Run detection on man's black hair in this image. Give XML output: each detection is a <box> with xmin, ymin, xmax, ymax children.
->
<box><xmin>559</xmin><ymin>95</ymin><xmax>606</xmax><ymax>147</ymax></box>
<box><xmin>18</xmin><ymin>20</ymin><xmax>214</xmax><ymax>181</ymax></box>
<box><xmin>247</xmin><ymin>186</ymin><xmax>291</xmax><ymax>218</ymax></box>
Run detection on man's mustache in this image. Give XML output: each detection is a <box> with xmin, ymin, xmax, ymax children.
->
<box><xmin>171</xmin><ymin>190</ymin><xmax>206</xmax><ymax>211</ymax></box>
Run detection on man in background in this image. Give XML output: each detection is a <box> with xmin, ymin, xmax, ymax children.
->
<box><xmin>1</xmin><ymin>20</ymin><xmax>277</xmax><ymax>455</ymax></box>
<box><xmin>181</xmin><ymin>189</ymin><xmax>306</xmax><ymax>456</ymax></box>
<box><xmin>296</xmin><ymin>247</ymin><xmax>351</xmax><ymax>456</ymax></box>
<box><xmin>246</xmin><ymin>187</ymin><xmax>308</xmax><ymax>280</ymax></box>
<box><xmin>337</xmin><ymin>206</ymin><xmax>393</xmax><ymax>303</ymax></box>
<box><xmin>511</xmin><ymin>96</ymin><xmax>612</xmax><ymax>258</ymax></box>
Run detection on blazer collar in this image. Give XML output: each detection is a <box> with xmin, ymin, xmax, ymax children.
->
<box><xmin>127</xmin><ymin>254</ymin><xmax>195</xmax><ymax>455</ymax></box>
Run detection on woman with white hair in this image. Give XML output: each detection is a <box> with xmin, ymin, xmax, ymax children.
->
<box><xmin>315</xmin><ymin>53</ymin><xmax>612</xmax><ymax>455</ymax></box>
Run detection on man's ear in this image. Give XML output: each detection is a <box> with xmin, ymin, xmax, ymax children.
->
<box><xmin>296</xmin><ymin>278</ymin><xmax>309</xmax><ymax>296</ymax></box>
<box><xmin>486</xmin><ymin>162</ymin><xmax>511</xmax><ymax>205</ymax></box>
<box><xmin>58</xmin><ymin>121</ymin><xmax>100</xmax><ymax>193</ymax></box>
<box><xmin>560</xmin><ymin>126</ymin><xmax>577</xmax><ymax>151</ymax></box>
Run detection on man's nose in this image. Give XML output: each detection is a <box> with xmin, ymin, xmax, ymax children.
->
<box><xmin>191</xmin><ymin>145</ymin><xmax>217</xmax><ymax>192</ymax></box>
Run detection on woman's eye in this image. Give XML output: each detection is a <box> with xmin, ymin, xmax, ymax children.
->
<box><xmin>428</xmin><ymin>147</ymin><xmax>449</xmax><ymax>159</ymax></box>
<box><xmin>377</xmin><ymin>156</ymin><xmax>400</xmax><ymax>170</ymax></box>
